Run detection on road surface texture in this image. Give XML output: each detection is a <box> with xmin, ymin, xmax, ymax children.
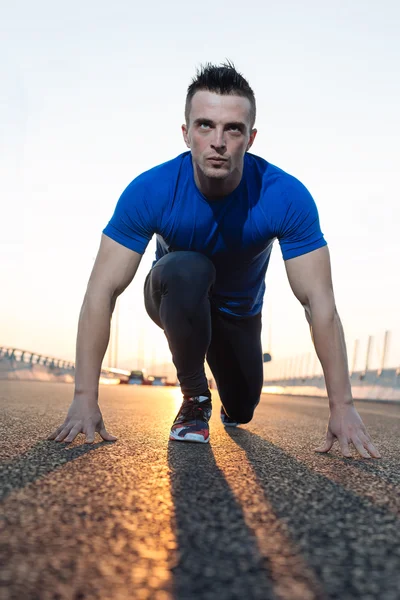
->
<box><xmin>0</xmin><ymin>380</ymin><xmax>399</xmax><ymax>600</ymax></box>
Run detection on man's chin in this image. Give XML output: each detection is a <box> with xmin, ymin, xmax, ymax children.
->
<box><xmin>201</xmin><ymin>165</ymin><xmax>230</xmax><ymax>180</ymax></box>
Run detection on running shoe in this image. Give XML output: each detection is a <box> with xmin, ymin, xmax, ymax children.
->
<box><xmin>169</xmin><ymin>395</ymin><xmax>212</xmax><ymax>443</ymax></box>
<box><xmin>220</xmin><ymin>405</ymin><xmax>240</xmax><ymax>427</ymax></box>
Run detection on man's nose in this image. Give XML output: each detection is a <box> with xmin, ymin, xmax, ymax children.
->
<box><xmin>211</xmin><ymin>128</ymin><xmax>226</xmax><ymax>150</ymax></box>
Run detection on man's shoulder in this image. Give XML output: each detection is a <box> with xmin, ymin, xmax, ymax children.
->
<box><xmin>113</xmin><ymin>152</ymin><xmax>191</xmax><ymax>218</ymax></box>
<box><xmin>133</xmin><ymin>152</ymin><xmax>191</xmax><ymax>188</ymax></box>
<box><xmin>246</xmin><ymin>153</ymin><xmax>303</xmax><ymax>185</ymax></box>
<box><xmin>246</xmin><ymin>153</ymin><xmax>311</xmax><ymax>202</ymax></box>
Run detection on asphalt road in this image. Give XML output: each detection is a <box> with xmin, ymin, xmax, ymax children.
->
<box><xmin>0</xmin><ymin>380</ymin><xmax>399</xmax><ymax>600</ymax></box>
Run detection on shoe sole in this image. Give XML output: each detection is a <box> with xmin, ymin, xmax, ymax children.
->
<box><xmin>169</xmin><ymin>431</ymin><xmax>210</xmax><ymax>443</ymax></box>
<box><xmin>220</xmin><ymin>414</ymin><xmax>240</xmax><ymax>427</ymax></box>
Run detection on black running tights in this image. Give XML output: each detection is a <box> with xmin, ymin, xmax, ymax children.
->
<box><xmin>144</xmin><ymin>251</ymin><xmax>263</xmax><ymax>423</ymax></box>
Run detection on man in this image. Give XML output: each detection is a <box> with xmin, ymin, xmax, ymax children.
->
<box><xmin>49</xmin><ymin>62</ymin><xmax>380</xmax><ymax>459</ymax></box>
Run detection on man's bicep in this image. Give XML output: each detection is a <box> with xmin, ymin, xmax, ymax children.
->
<box><xmin>284</xmin><ymin>246</ymin><xmax>334</xmax><ymax>307</ymax></box>
<box><xmin>87</xmin><ymin>234</ymin><xmax>143</xmax><ymax>297</ymax></box>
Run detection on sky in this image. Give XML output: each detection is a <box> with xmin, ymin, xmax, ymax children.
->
<box><xmin>1</xmin><ymin>0</ymin><xmax>399</xmax><ymax>376</ymax></box>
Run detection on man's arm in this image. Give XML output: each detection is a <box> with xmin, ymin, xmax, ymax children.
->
<box><xmin>48</xmin><ymin>234</ymin><xmax>143</xmax><ymax>444</ymax></box>
<box><xmin>285</xmin><ymin>246</ymin><xmax>381</xmax><ymax>459</ymax></box>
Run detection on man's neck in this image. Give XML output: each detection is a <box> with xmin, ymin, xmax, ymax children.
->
<box><xmin>193</xmin><ymin>163</ymin><xmax>243</xmax><ymax>200</ymax></box>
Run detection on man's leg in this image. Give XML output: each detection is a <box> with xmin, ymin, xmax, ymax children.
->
<box><xmin>206</xmin><ymin>311</ymin><xmax>264</xmax><ymax>424</ymax></box>
<box><xmin>144</xmin><ymin>251</ymin><xmax>216</xmax><ymax>398</ymax></box>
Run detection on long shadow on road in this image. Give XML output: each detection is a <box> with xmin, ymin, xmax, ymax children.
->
<box><xmin>0</xmin><ymin>440</ymin><xmax>107</xmax><ymax>501</ymax></box>
<box><xmin>225</xmin><ymin>428</ymin><xmax>400</xmax><ymax>600</ymax></box>
<box><xmin>167</xmin><ymin>439</ymin><xmax>333</xmax><ymax>600</ymax></box>
<box><xmin>167</xmin><ymin>440</ymin><xmax>279</xmax><ymax>600</ymax></box>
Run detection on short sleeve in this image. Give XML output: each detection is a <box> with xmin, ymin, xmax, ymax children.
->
<box><xmin>102</xmin><ymin>176</ymin><xmax>156</xmax><ymax>254</ymax></box>
<box><xmin>273</xmin><ymin>177</ymin><xmax>327</xmax><ymax>261</ymax></box>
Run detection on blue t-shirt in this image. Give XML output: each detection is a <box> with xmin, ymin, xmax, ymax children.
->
<box><xmin>103</xmin><ymin>151</ymin><xmax>327</xmax><ymax>317</ymax></box>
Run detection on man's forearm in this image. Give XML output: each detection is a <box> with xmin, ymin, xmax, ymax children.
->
<box><xmin>74</xmin><ymin>292</ymin><xmax>115</xmax><ymax>398</ymax></box>
<box><xmin>308</xmin><ymin>305</ymin><xmax>353</xmax><ymax>408</ymax></box>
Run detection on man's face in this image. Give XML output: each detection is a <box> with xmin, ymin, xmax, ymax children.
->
<box><xmin>182</xmin><ymin>90</ymin><xmax>257</xmax><ymax>182</ymax></box>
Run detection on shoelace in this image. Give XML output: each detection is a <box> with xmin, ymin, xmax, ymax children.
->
<box><xmin>178</xmin><ymin>397</ymin><xmax>210</xmax><ymax>421</ymax></box>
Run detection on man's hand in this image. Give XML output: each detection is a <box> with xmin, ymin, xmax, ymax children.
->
<box><xmin>47</xmin><ymin>396</ymin><xmax>117</xmax><ymax>444</ymax></box>
<box><xmin>315</xmin><ymin>403</ymin><xmax>381</xmax><ymax>459</ymax></box>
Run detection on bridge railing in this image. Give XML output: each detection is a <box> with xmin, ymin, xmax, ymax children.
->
<box><xmin>263</xmin><ymin>329</ymin><xmax>400</xmax><ymax>391</ymax></box>
<box><xmin>0</xmin><ymin>347</ymin><xmax>75</xmax><ymax>370</ymax></box>
<box><xmin>0</xmin><ymin>346</ymin><xmax>131</xmax><ymax>382</ymax></box>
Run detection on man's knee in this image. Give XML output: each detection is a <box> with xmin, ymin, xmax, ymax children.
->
<box><xmin>156</xmin><ymin>251</ymin><xmax>216</xmax><ymax>287</ymax></box>
<box><xmin>227</xmin><ymin>400</ymin><xmax>259</xmax><ymax>424</ymax></box>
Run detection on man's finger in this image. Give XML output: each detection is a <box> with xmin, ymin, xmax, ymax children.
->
<box><xmin>314</xmin><ymin>429</ymin><xmax>335</xmax><ymax>453</ymax></box>
<box><xmin>98</xmin><ymin>424</ymin><xmax>117</xmax><ymax>442</ymax></box>
<box><xmin>359</xmin><ymin>434</ymin><xmax>382</xmax><ymax>459</ymax></box>
<box><xmin>364</xmin><ymin>441</ymin><xmax>381</xmax><ymax>459</ymax></box>
<box><xmin>338</xmin><ymin>437</ymin><xmax>353</xmax><ymax>458</ymax></box>
<box><xmin>47</xmin><ymin>425</ymin><xmax>65</xmax><ymax>440</ymax></box>
<box><xmin>55</xmin><ymin>426</ymin><xmax>73</xmax><ymax>443</ymax></box>
<box><xmin>64</xmin><ymin>425</ymin><xmax>82</xmax><ymax>443</ymax></box>
<box><xmin>85</xmin><ymin>427</ymin><xmax>96</xmax><ymax>444</ymax></box>
<box><xmin>352</xmin><ymin>435</ymin><xmax>372</xmax><ymax>459</ymax></box>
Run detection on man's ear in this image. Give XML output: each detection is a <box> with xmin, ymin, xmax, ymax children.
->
<box><xmin>247</xmin><ymin>128</ymin><xmax>257</xmax><ymax>151</ymax></box>
<box><xmin>181</xmin><ymin>124</ymin><xmax>190</xmax><ymax>148</ymax></box>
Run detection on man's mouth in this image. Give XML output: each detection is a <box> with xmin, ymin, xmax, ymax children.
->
<box><xmin>208</xmin><ymin>157</ymin><xmax>227</xmax><ymax>163</ymax></box>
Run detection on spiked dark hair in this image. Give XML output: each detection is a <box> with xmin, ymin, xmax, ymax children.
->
<box><xmin>185</xmin><ymin>60</ymin><xmax>256</xmax><ymax>128</ymax></box>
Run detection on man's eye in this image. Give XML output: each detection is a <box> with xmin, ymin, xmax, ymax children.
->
<box><xmin>228</xmin><ymin>126</ymin><xmax>240</xmax><ymax>132</ymax></box>
<box><xmin>199</xmin><ymin>123</ymin><xmax>211</xmax><ymax>129</ymax></box>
